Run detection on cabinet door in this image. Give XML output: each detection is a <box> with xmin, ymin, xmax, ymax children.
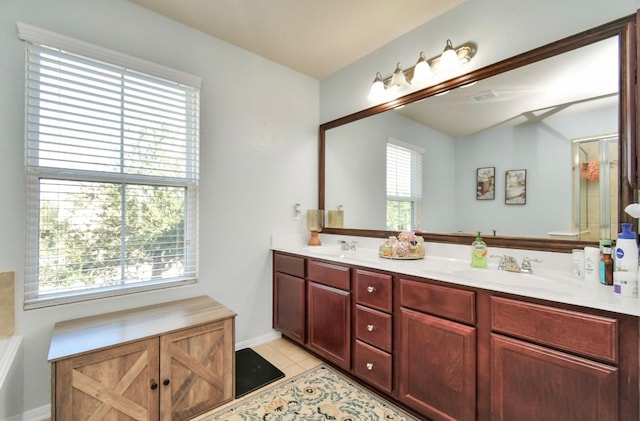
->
<box><xmin>55</xmin><ymin>338</ymin><xmax>159</xmax><ymax>421</ymax></box>
<box><xmin>273</xmin><ymin>272</ymin><xmax>306</xmax><ymax>344</ymax></box>
<box><xmin>307</xmin><ymin>281</ymin><xmax>351</xmax><ymax>370</ymax></box>
<box><xmin>160</xmin><ymin>319</ymin><xmax>234</xmax><ymax>421</ymax></box>
<box><xmin>399</xmin><ymin>307</ymin><xmax>476</xmax><ymax>421</ymax></box>
<box><xmin>491</xmin><ymin>334</ymin><xmax>618</xmax><ymax>421</ymax></box>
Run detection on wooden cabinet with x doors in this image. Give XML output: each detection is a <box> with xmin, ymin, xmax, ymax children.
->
<box><xmin>48</xmin><ymin>296</ymin><xmax>236</xmax><ymax>421</ymax></box>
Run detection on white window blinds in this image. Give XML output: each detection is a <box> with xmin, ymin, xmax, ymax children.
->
<box><xmin>386</xmin><ymin>139</ymin><xmax>423</xmax><ymax>231</ymax></box>
<box><xmin>21</xmin><ymin>24</ymin><xmax>200</xmax><ymax>308</ymax></box>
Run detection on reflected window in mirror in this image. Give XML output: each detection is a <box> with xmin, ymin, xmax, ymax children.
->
<box><xmin>386</xmin><ymin>139</ymin><xmax>424</xmax><ymax>231</ymax></box>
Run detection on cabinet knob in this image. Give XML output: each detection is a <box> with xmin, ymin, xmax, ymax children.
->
<box><xmin>367</xmin><ymin>324</ymin><xmax>375</xmax><ymax>332</ymax></box>
<box><xmin>366</xmin><ymin>362</ymin><xmax>374</xmax><ymax>371</ymax></box>
<box><xmin>150</xmin><ymin>381</ymin><xmax>158</xmax><ymax>390</ymax></box>
<box><xmin>163</xmin><ymin>379</ymin><xmax>170</xmax><ymax>386</ymax></box>
<box><xmin>367</xmin><ymin>286</ymin><xmax>376</xmax><ymax>293</ymax></box>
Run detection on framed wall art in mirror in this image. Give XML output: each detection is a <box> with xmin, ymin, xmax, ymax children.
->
<box><xmin>319</xmin><ymin>14</ymin><xmax>637</xmax><ymax>253</ymax></box>
<box><xmin>477</xmin><ymin>167</ymin><xmax>495</xmax><ymax>200</ymax></box>
<box><xmin>505</xmin><ymin>169</ymin><xmax>527</xmax><ymax>205</ymax></box>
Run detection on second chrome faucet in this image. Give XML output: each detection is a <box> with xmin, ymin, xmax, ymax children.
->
<box><xmin>492</xmin><ymin>255</ymin><xmax>543</xmax><ymax>273</ymax></box>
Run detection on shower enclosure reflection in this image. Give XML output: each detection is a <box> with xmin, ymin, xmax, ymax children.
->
<box><xmin>572</xmin><ymin>134</ymin><xmax>618</xmax><ymax>241</ymax></box>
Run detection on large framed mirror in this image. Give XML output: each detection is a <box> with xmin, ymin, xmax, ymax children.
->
<box><xmin>319</xmin><ymin>14</ymin><xmax>637</xmax><ymax>253</ymax></box>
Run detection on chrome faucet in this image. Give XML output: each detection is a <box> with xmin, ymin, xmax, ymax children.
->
<box><xmin>521</xmin><ymin>257</ymin><xmax>543</xmax><ymax>273</ymax></box>
<box><xmin>492</xmin><ymin>255</ymin><xmax>521</xmax><ymax>272</ymax></box>
<box><xmin>338</xmin><ymin>240</ymin><xmax>357</xmax><ymax>251</ymax></box>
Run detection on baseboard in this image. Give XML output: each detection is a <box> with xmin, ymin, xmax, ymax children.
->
<box><xmin>235</xmin><ymin>330</ymin><xmax>281</xmax><ymax>350</ymax></box>
<box><xmin>23</xmin><ymin>404</ymin><xmax>49</xmax><ymax>421</ymax></box>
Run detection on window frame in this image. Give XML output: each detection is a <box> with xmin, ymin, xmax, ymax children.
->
<box><xmin>19</xmin><ymin>22</ymin><xmax>201</xmax><ymax>309</ymax></box>
<box><xmin>386</xmin><ymin>138</ymin><xmax>424</xmax><ymax>231</ymax></box>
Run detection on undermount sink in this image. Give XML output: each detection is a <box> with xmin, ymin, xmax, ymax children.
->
<box><xmin>302</xmin><ymin>246</ymin><xmax>381</xmax><ymax>263</ymax></box>
<box><xmin>431</xmin><ymin>264</ymin><xmax>583</xmax><ymax>296</ymax></box>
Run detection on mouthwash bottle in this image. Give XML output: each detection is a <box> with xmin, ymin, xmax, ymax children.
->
<box><xmin>471</xmin><ymin>232</ymin><xmax>488</xmax><ymax>268</ymax></box>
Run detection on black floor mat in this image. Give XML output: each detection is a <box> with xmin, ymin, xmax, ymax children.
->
<box><xmin>235</xmin><ymin>347</ymin><xmax>286</xmax><ymax>398</ymax></box>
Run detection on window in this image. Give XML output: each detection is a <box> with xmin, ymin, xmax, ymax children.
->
<box><xmin>386</xmin><ymin>139</ymin><xmax>423</xmax><ymax>231</ymax></box>
<box><xmin>19</xmin><ymin>23</ymin><xmax>201</xmax><ymax>308</ymax></box>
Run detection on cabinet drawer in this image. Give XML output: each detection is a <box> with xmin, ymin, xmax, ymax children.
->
<box><xmin>491</xmin><ymin>296</ymin><xmax>618</xmax><ymax>363</ymax></box>
<box><xmin>353</xmin><ymin>340</ymin><xmax>392</xmax><ymax>393</ymax></box>
<box><xmin>274</xmin><ymin>253</ymin><xmax>305</xmax><ymax>277</ymax></box>
<box><xmin>308</xmin><ymin>260</ymin><xmax>350</xmax><ymax>291</ymax></box>
<box><xmin>354</xmin><ymin>269</ymin><xmax>392</xmax><ymax>312</ymax></box>
<box><xmin>355</xmin><ymin>305</ymin><xmax>392</xmax><ymax>352</ymax></box>
<box><xmin>400</xmin><ymin>278</ymin><xmax>475</xmax><ymax>325</ymax></box>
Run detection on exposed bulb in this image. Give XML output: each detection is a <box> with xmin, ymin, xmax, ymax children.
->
<box><xmin>439</xmin><ymin>39</ymin><xmax>459</xmax><ymax>71</ymax></box>
<box><xmin>389</xmin><ymin>63</ymin><xmax>410</xmax><ymax>89</ymax></box>
<box><xmin>367</xmin><ymin>72</ymin><xmax>386</xmax><ymax>102</ymax></box>
<box><xmin>411</xmin><ymin>52</ymin><xmax>433</xmax><ymax>86</ymax></box>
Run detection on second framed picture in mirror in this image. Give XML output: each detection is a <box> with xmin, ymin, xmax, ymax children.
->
<box><xmin>505</xmin><ymin>169</ymin><xmax>527</xmax><ymax>205</ymax></box>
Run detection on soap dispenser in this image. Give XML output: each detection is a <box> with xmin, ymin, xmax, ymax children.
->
<box><xmin>471</xmin><ymin>232</ymin><xmax>488</xmax><ymax>268</ymax></box>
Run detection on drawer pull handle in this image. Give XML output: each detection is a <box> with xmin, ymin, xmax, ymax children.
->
<box><xmin>367</xmin><ymin>324</ymin><xmax>375</xmax><ymax>332</ymax></box>
<box><xmin>367</xmin><ymin>286</ymin><xmax>376</xmax><ymax>293</ymax></box>
<box><xmin>366</xmin><ymin>362</ymin><xmax>374</xmax><ymax>370</ymax></box>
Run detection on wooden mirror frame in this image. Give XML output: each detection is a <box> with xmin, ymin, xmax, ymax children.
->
<box><xmin>319</xmin><ymin>14</ymin><xmax>638</xmax><ymax>253</ymax></box>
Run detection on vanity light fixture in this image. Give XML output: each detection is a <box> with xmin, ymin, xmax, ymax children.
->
<box><xmin>367</xmin><ymin>39</ymin><xmax>476</xmax><ymax>102</ymax></box>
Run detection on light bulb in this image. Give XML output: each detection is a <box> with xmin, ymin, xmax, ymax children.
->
<box><xmin>439</xmin><ymin>39</ymin><xmax>459</xmax><ymax>71</ymax></box>
<box><xmin>411</xmin><ymin>52</ymin><xmax>432</xmax><ymax>86</ymax></box>
<box><xmin>389</xmin><ymin>63</ymin><xmax>410</xmax><ymax>89</ymax></box>
<box><xmin>367</xmin><ymin>72</ymin><xmax>386</xmax><ymax>102</ymax></box>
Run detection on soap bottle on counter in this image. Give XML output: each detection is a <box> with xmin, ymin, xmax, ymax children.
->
<box><xmin>600</xmin><ymin>245</ymin><xmax>613</xmax><ymax>285</ymax></box>
<box><xmin>471</xmin><ymin>232</ymin><xmax>488</xmax><ymax>268</ymax></box>
<box><xmin>613</xmin><ymin>223</ymin><xmax>638</xmax><ymax>296</ymax></box>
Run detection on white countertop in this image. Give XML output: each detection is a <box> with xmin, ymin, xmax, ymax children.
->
<box><xmin>272</xmin><ymin>234</ymin><xmax>640</xmax><ymax>317</ymax></box>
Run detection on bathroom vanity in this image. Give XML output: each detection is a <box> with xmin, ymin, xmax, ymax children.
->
<box><xmin>48</xmin><ymin>296</ymin><xmax>236</xmax><ymax>421</ymax></box>
<box><xmin>272</xmin><ymin>241</ymin><xmax>639</xmax><ymax>421</ymax></box>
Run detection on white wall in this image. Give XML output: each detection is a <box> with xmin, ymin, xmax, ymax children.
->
<box><xmin>0</xmin><ymin>0</ymin><xmax>318</xmax><ymax>413</ymax></box>
<box><xmin>325</xmin><ymin>111</ymin><xmax>456</xmax><ymax>231</ymax></box>
<box><xmin>454</xmin><ymin>105</ymin><xmax>618</xmax><ymax>236</ymax></box>
<box><xmin>320</xmin><ymin>0</ymin><xmax>640</xmax><ymax>123</ymax></box>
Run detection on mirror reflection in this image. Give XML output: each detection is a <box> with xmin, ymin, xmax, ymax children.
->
<box><xmin>325</xmin><ymin>36</ymin><xmax>619</xmax><ymax>241</ymax></box>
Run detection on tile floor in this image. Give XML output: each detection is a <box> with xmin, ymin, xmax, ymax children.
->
<box><xmin>193</xmin><ymin>337</ymin><xmax>322</xmax><ymax>419</ymax></box>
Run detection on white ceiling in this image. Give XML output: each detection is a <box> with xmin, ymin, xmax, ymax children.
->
<box><xmin>396</xmin><ymin>36</ymin><xmax>619</xmax><ymax>137</ymax></box>
<box><xmin>130</xmin><ymin>1</ymin><xmax>618</xmax><ymax>136</ymax></box>
<box><xmin>130</xmin><ymin>0</ymin><xmax>465</xmax><ymax>79</ymax></box>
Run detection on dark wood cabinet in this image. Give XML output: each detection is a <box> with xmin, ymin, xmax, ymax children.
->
<box><xmin>491</xmin><ymin>334</ymin><xmax>618</xmax><ymax>421</ymax></box>
<box><xmin>271</xmin><ymin>251</ymin><xmax>639</xmax><ymax>421</ymax></box>
<box><xmin>397</xmin><ymin>277</ymin><xmax>477</xmax><ymax>420</ymax></box>
<box><xmin>307</xmin><ymin>279</ymin><xmax>351</xmax><ymax>370</ymax></box>
<box><xmin>353</xmin><ymin>269</ymin><xmax>394</xmax><ymax>393</ymax></box>
<box><xmin>273</xmin><ymin>253</ymin><xmax>306</xmax><ymax>345</ymax></box>
<box><xmin>273</xmin><ymin>272</ymin><xmax>306</xmax><ymax>344</ymax></box>
<box><xmin>306</xmin><ymin>260</ymin><xmax>351</xmax><ymax>371</ymax></box>
<box><xmin>398</xmin><ymin>307</ymin><xmax>477</xmax><ymax>421</ymax></box>
<box><xmin>490</xmin><ymin>297</ymin><xmax>620</xmax><ymax>421</ymax></box>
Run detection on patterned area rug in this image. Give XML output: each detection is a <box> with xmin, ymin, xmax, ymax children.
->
<box><xmin>201</xmin><ymin>364</ymin><xmax>419</xmax><ymax>420</ymax></box>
